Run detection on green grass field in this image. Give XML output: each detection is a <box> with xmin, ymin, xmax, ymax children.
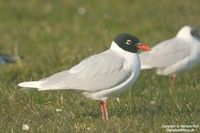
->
<box><xmin>0</xmin><ymin>0</ymin><xmax>200</xmax><ymax>132</ymax></box>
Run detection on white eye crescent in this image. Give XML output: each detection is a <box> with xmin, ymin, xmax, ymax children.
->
<box><xmin>126</xmin><ymin>40</ymin><xmax>132</xmax><ymax>45</ymax></box>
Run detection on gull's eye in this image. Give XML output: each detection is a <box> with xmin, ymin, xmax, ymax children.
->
<box><xmin>126</xmin><ymin>40</ymin><xmax>132</xmax><ymax>45</ymax></box>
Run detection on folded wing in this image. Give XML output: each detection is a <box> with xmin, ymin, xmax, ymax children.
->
<box><xmin>139</xmin><ymin>38</ymin><xmax>191</xmax><ymax>69</ymax></box>
<box><xmin>20</xmin><ymin>50</ymin><xmax>132</xmax><ymax>92</ymax></box>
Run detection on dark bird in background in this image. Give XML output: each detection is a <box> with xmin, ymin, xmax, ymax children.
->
<box><xmin>0</xmin><ymin>54</ymin><xmax>22</xmax><ymax>64</ymax></box>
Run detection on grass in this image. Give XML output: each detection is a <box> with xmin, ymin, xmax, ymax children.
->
<box><xmin>0</xmin><ymin>0</ymin><xmax>200</xmax><ymax>132</ymax></box>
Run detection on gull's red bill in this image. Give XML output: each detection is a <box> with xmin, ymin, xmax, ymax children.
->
<box><xmin>137</xmin><ymin>44</ymin><xmax>151</xmax><ymax>51</ymax></box>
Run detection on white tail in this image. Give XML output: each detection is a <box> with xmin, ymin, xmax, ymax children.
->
<box><xmin>18</xmin><ymin>81</ymin><xmax>43</xmax><ymax>91</ymax></box>
<box><xmin>141</xmin><ymin>64</ymin><xmax>154</xmax><ymax>70</ymax></box>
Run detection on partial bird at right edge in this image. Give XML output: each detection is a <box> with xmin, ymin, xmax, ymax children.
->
<box><xmin>139</xmin><ymin>26</ymin><xmax>200</xmax><ymax>88</ymax></box>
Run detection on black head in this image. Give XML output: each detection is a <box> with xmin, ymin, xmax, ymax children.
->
<box><xmin>114</xmin><ymin>33</ymin><xmax>150</xmax><ymax>53</ymax></box>
<box><xmin>191</xmin><ymin>27</ymin><xmax>200</xmax><ymax>40</ymax></box>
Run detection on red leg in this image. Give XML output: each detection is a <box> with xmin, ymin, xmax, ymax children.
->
<box><xmin>171</xmin><ymin>74</ymin><xmax>176</xmax><ymax>88</ymax></box>
<box><xmin>100</xmin><ymin>101</ymin><xmax>105</xmax><ymax>120</ymax></box>
<box><xmin>103</xmin><ymin>100</ymin><xmax>108</xmax><ymax>121</ymax></box>
<box><xmin>100</xmin><ymin>100</ymin><xmax>108</xmax><ymax>121</ymax></box>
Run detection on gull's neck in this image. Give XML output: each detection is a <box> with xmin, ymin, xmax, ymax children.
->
<box><xmin>110</xmin><ymin>41</ymin><xmax>137</xmax><ymax>55</ymax></box>
<box><xmin>176</xmin><ymin>26</ymin><xmax>192</xmax><ymax>40</ymax></box>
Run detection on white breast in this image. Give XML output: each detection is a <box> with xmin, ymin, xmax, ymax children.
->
<box><xmin>83</xmin><ymin>42</ymin><xmax>141</xmax><ymax>100</ymax></box>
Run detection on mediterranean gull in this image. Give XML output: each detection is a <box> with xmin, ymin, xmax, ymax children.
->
<box><xmin>18</xmin><ymin>33</ymin><xmax>151</xmax><ymax>121</ymax></box>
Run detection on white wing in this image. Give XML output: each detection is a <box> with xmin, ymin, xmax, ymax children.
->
<box><xmin>139</xmin><ymin>37</ymin><xmax>191</xmax><ymax>69</ymax></box>
<box><xmin>23</xmin><ymin>50</ymin><xmax>132</xmax><ymax>92</ymax></box>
